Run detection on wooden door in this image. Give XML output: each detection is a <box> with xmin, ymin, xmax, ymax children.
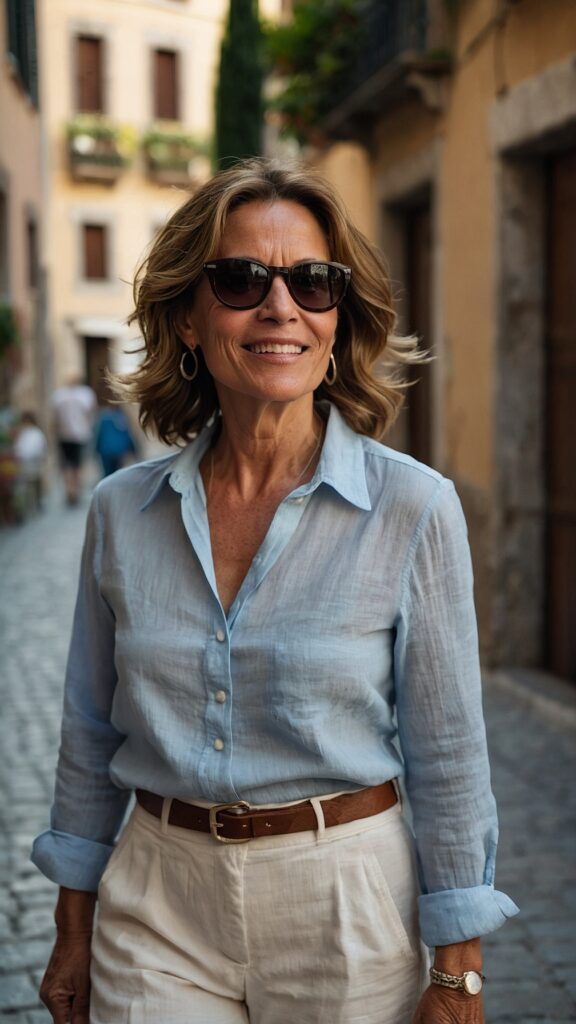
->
<box><xmin>545</xmin><ymin>151</ymin><xmax>576</xmax><ymax>680</ymax></box>
<box><xmin>84</xmin><ymin>336</ymin><xmax>110</xmax><ymax>406</ymax></box>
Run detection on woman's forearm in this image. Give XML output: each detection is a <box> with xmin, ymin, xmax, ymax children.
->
<box><xmin>54</xmin><ymin>887</ymin><xmax>97</xmax><ymax>935</ymax></box>
<box><xmin>433</xmin><ymin>937</ymin><xmax>483</xmax><ymax>973</ymax></box>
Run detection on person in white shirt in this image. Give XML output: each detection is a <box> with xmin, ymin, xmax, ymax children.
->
<box><xmin>14</xmin><ymin>411</ymin><xmax>47</xmax><ymax>512</ymax></box>
<box><xmin>51</xmin><ymin>376</ymin><xmax>97</xmax><ymax>505</ymax></box>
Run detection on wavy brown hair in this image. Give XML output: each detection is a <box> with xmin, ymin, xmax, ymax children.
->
<box><xmin>115</xmin><ymin>158</ymin><xmax>422</xmax><ymax>443</ymax></box>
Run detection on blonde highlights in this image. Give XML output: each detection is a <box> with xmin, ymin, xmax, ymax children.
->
<box><xmin>115</xmin><ymin>159</ymin><xmax>422</xmax><ymax>444</ymax></box>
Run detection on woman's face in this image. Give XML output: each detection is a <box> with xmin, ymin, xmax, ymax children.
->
<box><xmin>179</xmin><ymin>200</ymin><xmax>338</xmax><ymax>410</ymax></box>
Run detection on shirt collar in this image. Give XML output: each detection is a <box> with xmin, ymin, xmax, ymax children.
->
<box><xmin>312</xmin><ymin>402</ymin><xmax>372</xmax><ymax>510</ymax></box>
<box><xmin>138</xmin><ymin>424</ymin><xmax>216</xmax><ymax>511</ymax></box>
<box><xmin>140</xmin><ymin>403</ymin><xmax>372</xmax><ymax>513</ymax></box>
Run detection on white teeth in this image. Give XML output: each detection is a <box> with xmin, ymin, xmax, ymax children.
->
<box><xmin>247</xmin><ymin>344</ymin><xmax>303</xmax><ymax>354</ymax></box>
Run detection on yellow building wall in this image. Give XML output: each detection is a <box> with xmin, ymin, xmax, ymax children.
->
<box><xmin>440</xmin><ymin>2</ymin><xmax>498</xmax><ymax>491</ymax></box>
<box><xmin>315</xmin><ymin>143</ymin><xmax>375</xmax><ymax>241</ymax></box>
<box><xmin>316</xmin><ymin>0</ymin><xmax>576</xmax><ymax>494</ymax></box>
<box><xmin>40</xmin><ymin>0</ymin><xmax>286</xmax><ymax>394</ymax></box>
<box><xmin>39</xmin><ymin>0</ymin><xmax>230</xmax><ymax>387</ymax></box>
<box><xmin>0</xmin><ymin>14</ymin><xmax>43</xmax><ymax>409</ymax></box>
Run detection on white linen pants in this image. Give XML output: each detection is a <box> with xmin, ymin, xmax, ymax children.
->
<box><xmin>90</xmin><ymin>795</ymin><xmax>428</xmax><ymax>1024</ymax></box>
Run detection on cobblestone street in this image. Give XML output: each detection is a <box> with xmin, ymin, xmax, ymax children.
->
<box><xmin>0</xmin><ymin>493</ymin><xmax>575</xmax><ymax>1023</ymax></box>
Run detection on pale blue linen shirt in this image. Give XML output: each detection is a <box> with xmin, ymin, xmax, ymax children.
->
<box><xmin>32</xmin><ymin>403</ymin><xmax>518</xmax><ymax>947</ymax></box>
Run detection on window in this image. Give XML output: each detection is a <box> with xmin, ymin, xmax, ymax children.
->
<box><xmin>82</xmin><ymin>224</ymin><xmax>108</xmax><ymax>280</ymax></box>
<box><xmin>0</xmin><ymin>191</ymin><xmax>8</xmax><ymax>297</ymax></box>
<box><xmin>76</xmin><ymin>35</ymin><xmax>104</xmax><ymax>113</ymax></box>
<box><xmin>6</xmin><ymin>0</ymin><xmax>39</xmax><ymax>105</ymax></box>
<box><xmin>26</xmin><ymin>217</ymin><xmax>38</xmax><ymax>289</ymax></box>
<box><xmin>153</xmin><ymin>49</ymin><xmax>179</xmax><ymax>120</ymax></box>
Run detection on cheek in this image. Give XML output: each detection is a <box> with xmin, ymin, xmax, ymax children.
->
<box><xmin>316</xmin><ymin>311</ymin><xmax>338</xmax><ymax>348</ymax></box>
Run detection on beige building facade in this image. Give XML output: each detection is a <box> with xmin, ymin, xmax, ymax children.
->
<box><xmin>0</xmin><ymin>0</ymin><xmax>46</xmax><ymax>416</ymax></box>
<box><xmin>312</xmin><ymin>0</ymin><xmax>576</xmax><ymax>679</ymax></box>
<box><xmin>38</xmin><ymin>0</ymin><xmax>283</xmax><ymax>455</ymax></box>
<box><xmin>38</xmin><ymin>0</ymin><xmax>230</xmax><ymax>408</ymax></box>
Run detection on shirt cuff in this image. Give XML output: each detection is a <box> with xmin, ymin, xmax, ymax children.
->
<box><xmin>418</xmin><ymin>884</ymin><xmax>520</xmax><ymax>947</ymax></box>
<box><xmin>31</xmin><ymin>829</ymin><xmax>114</xmax><ymax>892</ymax></box>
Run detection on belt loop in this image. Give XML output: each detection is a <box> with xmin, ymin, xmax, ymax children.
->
<box><xmin>310</xmin><ymin>797</ymin><xmax>326</xmax><ymax>842</ymax></box>
<box><xmin>160</xmin><ymin>797</ymin><xmax>174</xmax><ymax>835</ymax></box>
<box><xmin>392</xmin><ymin>778</ymin><xmax>402</xmax><ymax>809</ymax></box>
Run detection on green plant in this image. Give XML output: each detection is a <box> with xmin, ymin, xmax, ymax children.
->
<box><xmin>0</xmin><ymin>304</ymin><xmax>18</xmax><ymax>359</ymax></box>
<box><xmin>264</xmin><ymin>0</ymin><xmax>362</xmax><ymax>143</ymax></box>
<box><xmin>66</xmin><ymin>115</ymin><xmax>135</xmax><ymax>165</ymax></box>
<box><xmin>214</xmin><ymin>0</ymin><xmax>264</xmax><ymax>170</ymax></box>
<box><xmin>142</xmin><ymin>126</ymin><xmax>210</xmax><ymax>171</ymax></box>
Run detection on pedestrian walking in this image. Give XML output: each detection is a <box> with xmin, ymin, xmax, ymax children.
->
<box><xmin>13</xmin><ymin>410</ymin><xmax>48</xmax><ymax>514</ymax></box>
<box><xmin>51</xmin><ymin>375</ymin><xmax>97</xmax><ymax>505</ymax></box>
<box><xmin>94</xmin><ymin>403</ymin><xmax>138</xmax><ymax>478</ymax></box>
<box><xmin>33</xmin><ymin>159</ymin><xmax>518</xmax><ymax>1024</ymax></box>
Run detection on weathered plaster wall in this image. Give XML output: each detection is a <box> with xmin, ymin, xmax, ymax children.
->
<box><xmin>309</xmin><ymin>0</ymin><xmax>576</xmax><ymax>667</ymax></box>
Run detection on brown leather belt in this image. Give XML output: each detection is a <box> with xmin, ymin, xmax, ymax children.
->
<box><xmin>136</xmin><ymin>781</ymin><xmax>397</xmax><ymax>844</ymax></box>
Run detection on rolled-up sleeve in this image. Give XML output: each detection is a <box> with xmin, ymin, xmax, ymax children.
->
<box><xmin>394</xmin><ymin>479</ymin><xmax>519</xmax><ymax>947</ymax></box>
<box><xmin>31</xmin><ymin>487</ymin><xmax>130</xmax><ymax>891</ymax></box>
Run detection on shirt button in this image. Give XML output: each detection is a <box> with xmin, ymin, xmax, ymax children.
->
<box><xmin>214</xmin><ymin>690</ymin><xmax>227</xmax><ymax>703</ymax></box>
<box><xmin>291</xmin><ymin>496</ymin><xmax>305</xmax><ymax>504</ymax></box>
<box><xmin>213</xmin><ymin>738</ymin><xmax>224</xmax><ymax>751</ymax></box>
<box><xmin>215</xmin><ymin>629</ymin><xmax>226</xmax><ymax>642</ymax></box>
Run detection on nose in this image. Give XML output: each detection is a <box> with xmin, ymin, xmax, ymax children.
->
<box><xmin>257</xmin><ymin>272</ymin><xmax>297</xmax><ymax>322</ymax></box>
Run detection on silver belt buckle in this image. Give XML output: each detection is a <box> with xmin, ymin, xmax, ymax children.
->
<box><xmin>209</xmin><ymin>800</ymin><xmax>251</xmax><ymax>843</ymax></box>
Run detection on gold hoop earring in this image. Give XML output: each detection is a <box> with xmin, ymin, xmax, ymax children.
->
<box><xmin>180</xmin><ymin>349</ymin><xmax>198</xmax><ymax>382</ymax></box>
<box><xmin>324</xmin><ymin>353</ymin><xmax>337</xmax><ymax>386</ymax></box>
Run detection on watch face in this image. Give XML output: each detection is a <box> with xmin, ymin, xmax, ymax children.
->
<box><xmin>463</xmin><ymin>971</ymin><xmax>483</xmax><ymax>996</ymax></box>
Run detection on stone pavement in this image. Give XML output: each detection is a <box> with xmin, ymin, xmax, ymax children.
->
<box><xmin>0</xmin><ymin>493</ymin><xmax>575</xmax><ymax>1023</ymax></box>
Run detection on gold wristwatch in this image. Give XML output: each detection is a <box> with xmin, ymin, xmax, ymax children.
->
<box><xmin>429</xmin><ymin>967</ymin><xmax>485</xmax><ymax>995</ymax></box>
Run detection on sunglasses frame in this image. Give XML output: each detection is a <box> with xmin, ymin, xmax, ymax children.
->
<box><xmin>202</xmin><ymin>258</ymin><xmax>351</xmax><ymax>313</ymax></box>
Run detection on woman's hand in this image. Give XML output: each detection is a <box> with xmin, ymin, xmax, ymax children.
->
<box><xmin>40</xmin><ymin>887</ymin><xmax>97</xmax><ymax>1024</ymax></box>
<box><xmin>40</xmin><ymin>932</ymin><xmax>92</xmax><ymax>1024</ymax></box>
<box><xmin>411</xmin><ymin>985</ymin><xmax>485</xmax><ymax>1023</ymax></box>
<box><xmin>411</xmin><ymin>937</ymin><xmax>485</xmax><ymax>1023</ymax></box>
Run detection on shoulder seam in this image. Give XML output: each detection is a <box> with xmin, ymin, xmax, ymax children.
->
<box><xmin>398</xmin><ymin>478</ymin><xmax>455</xmax><ymax>614</ymax></box>
<box><xmin>361</xmin><ymin>438</ymin><xmax>445</xmax><ymax>483</ymax></box>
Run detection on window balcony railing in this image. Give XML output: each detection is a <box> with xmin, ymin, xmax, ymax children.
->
<box><xmin>322</xmin><ymin>0</ymin><xmax>452</xmax><ymax>140</ymax></box>
<box><xmin>141</xmin><ymin>125</ymin><xmax>210</xmax><ymax>187</ymax></box>
<box><xmin>66</xmin><ymin>116</ymin><xmax>133</xmax><ymax>183</ymax></box>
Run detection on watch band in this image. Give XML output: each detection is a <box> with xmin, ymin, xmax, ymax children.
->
<box><xmin>429</xmin><ymin>967</ymin><xmax>485</xmax><ymax>995</ymax></box>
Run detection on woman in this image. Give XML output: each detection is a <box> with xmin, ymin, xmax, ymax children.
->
<box><xmin>33</xmin><ymin>159</ymin><xmax>518</xmax><ymax>1024</ymax></box>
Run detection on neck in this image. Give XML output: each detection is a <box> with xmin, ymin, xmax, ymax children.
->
<box><xmin>207</xmin><ymin>396</ymin><xmax>324</xmax><ymax>501</ymax></box>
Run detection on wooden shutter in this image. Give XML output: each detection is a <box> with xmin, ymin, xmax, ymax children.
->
<box><xmin>6</xmin><ymin>0</ymin><xmax>38</xmax><ymax>104</ymax></box>
<box><xmin>76</xmin><ymin>36</ymin><xmax>103</xmax><ymax>113</ymax></box>
<box><xmin>153</xmin><ymin>50</ymin><xmax>178</xmax><ymax>120</ymax></box>
<box><xmin>27</xmin><ymin>218</ymin><xmax>38</xmax><ymax>289</ymax></box>
<box><xmin>0</xmin><ymin>191</ymin><xmax>8</xmax><ymax>296</ymax></box>
<box><xmin>83</xmin><ymin>225</ymin><xmax>107</xmax><ymax>280</ymax></box>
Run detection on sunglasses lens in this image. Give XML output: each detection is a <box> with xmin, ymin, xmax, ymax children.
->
<box><xmin>212</xmin><ymin>260</ymin><xmax>269</xmax><ymax>308</ymax></box>
<box><xmin>290</xmin><ymin>263</ymin><xmax>344</xmax><ymax>310</ymax></box>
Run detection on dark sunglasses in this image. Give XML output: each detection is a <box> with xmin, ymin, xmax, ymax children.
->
<box><xmin>203</xmin><ymin>258</ymin><xmax>351</xmax><ymax>312</ymax></box>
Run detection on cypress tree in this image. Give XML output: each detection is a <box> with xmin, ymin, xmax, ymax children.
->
<box><xmin>215</xmin><ymin>0</ymin><xmax>263</xmax><ymax>170</ymax></box>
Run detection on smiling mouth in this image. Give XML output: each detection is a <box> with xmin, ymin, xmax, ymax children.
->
<box><xmin>244</xmin><ymin>343</ymin><xmax>305</xmax><ymax>354</ymax></box>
